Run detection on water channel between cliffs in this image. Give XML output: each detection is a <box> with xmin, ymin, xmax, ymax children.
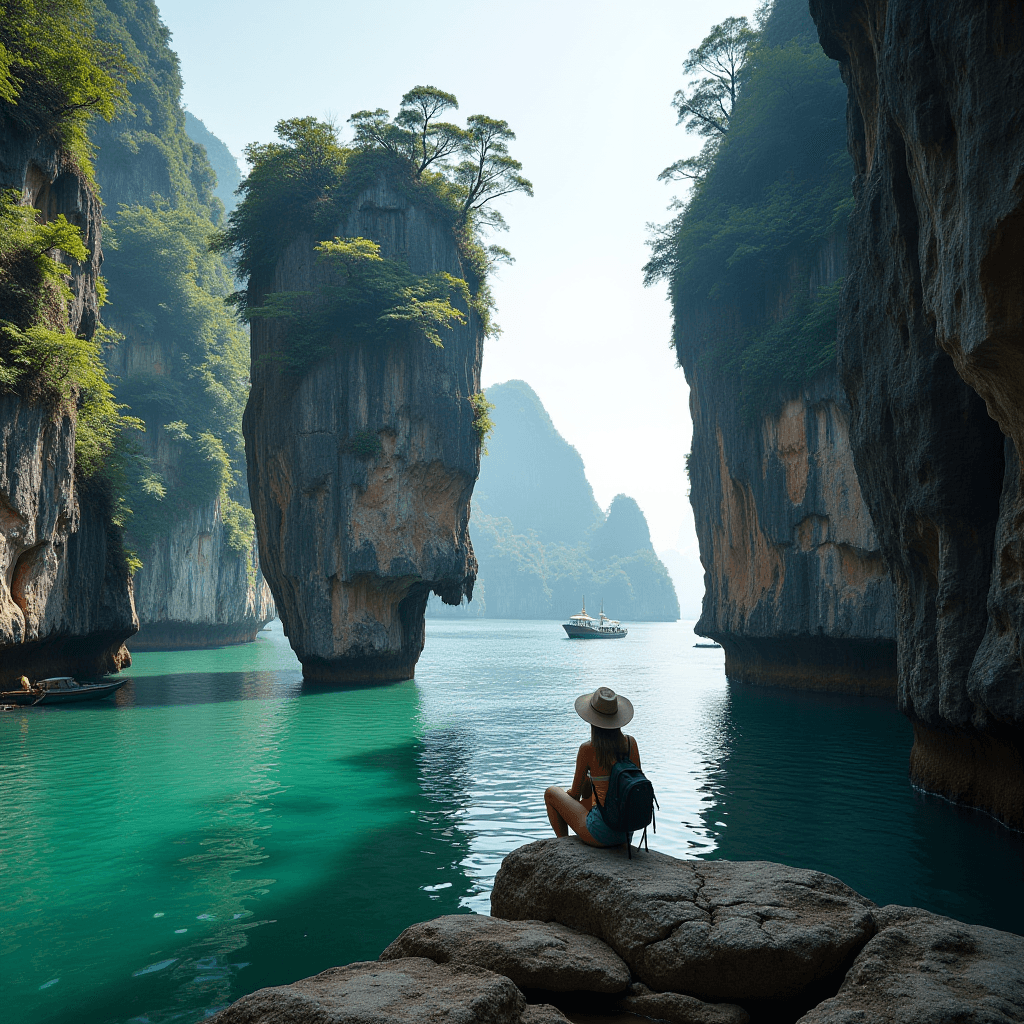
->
<box><xmin>2</xmin><ymin>619</ymin><xmax>1022</xmax><ymax>1024</ymax></box>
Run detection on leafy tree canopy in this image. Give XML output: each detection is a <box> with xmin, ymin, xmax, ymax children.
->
<box><xmin>0</xmin><ymin>0</ymin><xmax>134</xmax><ymax>174</ymax></box>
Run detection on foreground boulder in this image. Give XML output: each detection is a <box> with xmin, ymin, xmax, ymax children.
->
<box><xmin>491</xmin><ymin>839</ymin><xmax>875</xmax><ymax>1002</ymax></box>
<box><xmin>797</xmin><ymin>905</ymin><xmax>1024</xmax><ymax>1023</ymax></box>
<box><xmin>209</xmin><ymin>957</ymin><xmax>526</xmax><ymax>1024</ymax></box>
<box><xmin>380</xmin><ymin>914</ymin><xmax>630</xmax><ymax>993</ymax></box>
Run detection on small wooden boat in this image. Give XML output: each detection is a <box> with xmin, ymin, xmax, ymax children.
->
<box><xmin>0</xmin><ymin>676</ymin><xmax>126</xmax><ymax>706</ymax></box>
<box><xmin>693</xmin><ymin>642</ymin><xmax>723</xmax><ymax>649</ymax></box>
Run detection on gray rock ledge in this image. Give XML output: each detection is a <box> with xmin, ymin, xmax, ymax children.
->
<box><xmin>208</xmin><ymin>957</ymin><xmax>526</xmax><ymax>1024</ymax></box>
<box><xmin>380</xmin><ymin>914</ymin><xmax>630</xmax><ymax>993</ymax></box>
<box><xmin>797</xmin><ymin>904</ymin><xmax>1024</xmax><ymax>1023</ymax></box>
<box><xmin>491</xmin><ymin>838</ymin><xmax>876</xmax><ymax>1002</ymax></box>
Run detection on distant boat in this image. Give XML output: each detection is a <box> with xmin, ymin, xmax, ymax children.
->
<box><xmin>694</xmin><ymin>642</ymin><xmax>722</xmax><ymax>649</ymax></box>
<box><xmin>0</xmin><ymin>676</ymin><xmax>126</xmax><ymax>707</ymax></box>
<box><xmin>563</xmin><ymin>599</ymin><xmax>627</xmax><ymax>639</ymax></box>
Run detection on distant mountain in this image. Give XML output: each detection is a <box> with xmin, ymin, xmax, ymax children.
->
<box><xmin>472</xmin><ymin>379</ymin><xmax>602</xmax><ymax>544</ymax></box>
<box><xmin>430</xmin><ymin>380</ymin><xmax>679</xmax><ymax>621</ymax></box>
<box><xmin>183</xmin><ymin>111</ymin><xmax>241</xmax><ymax>216</ymax></box>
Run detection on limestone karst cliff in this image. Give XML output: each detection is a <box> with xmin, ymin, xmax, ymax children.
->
<box><xmin>687</xmin><ymin>363</ymin><xmax>895</xmax><ymax>693</ymax></box>
<box><xmin>809</xmin><ymin>0</ymin><xmax>1024</xmax><ymax>828</ymax></box>
<box><xmin>656</xmin><ymin>0</ymin><xmax>895</xmax><ymax>691</ymax></box>
<box><xmin>90</xmin><ymin>0</ymin><xmax>274</xmax><ymax>648</ymax></box>
<box><xmin>0</xmin><ymin>131</ymin><xmax>138</xmax><ymax>686</ymax></box>
<box><xmin>244</xmin><ymin>175</ymin><xmax>483</xmax><ymax>682</ymax></box>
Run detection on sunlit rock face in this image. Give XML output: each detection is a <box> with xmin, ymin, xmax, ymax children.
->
<box><xmin>244</xmin><ymin>177</ymin><xmax>482</xmax><ymax>683</ymax></box>
<box><xmin>0</xmin><ymin>132</ymin><xmax>138</xmax><ymax>686</ymax></box>
<box><xmin>810</xmin><ymin>0</ymin><xmax>1024</xmax><ymax>828</ymax></box>
<box><xmin>103</xmin><ymin>336</ymin><xmax>275</xmax><ymax>651</ymax></box>
<box><xmin>681</xmin><ymin>243</ymin><xmax>896</xmax><ymax>695</ymax></box>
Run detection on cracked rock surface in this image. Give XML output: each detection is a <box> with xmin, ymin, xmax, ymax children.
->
<box><xmin>797</xmin><ymin>905</ymin><xmax>1024</xmax><ymax>1023</ymax></box>
<box><xmin>208</xmin><ymin>957</ymin><xmax>527</xmax><ymax>1024</ymax></box>
<box><xmin>490</xmin><ymin>839</ymin><xmax>876</xmax><ymax>1002</ymax></box>
<box><xmin>380</xmin><ymin>914</ymin><xmax>630</xmax><ymax>993</ymax></box>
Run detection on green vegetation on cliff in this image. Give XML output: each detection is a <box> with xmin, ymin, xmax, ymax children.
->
<box><xmin>86</xmin><ymin>0</ymin><xmax>253</xmax><ymax>560</ymax></box>
<box><xmin>0</xmin><ymin>1</ymin><xmax>137</xmax><ymax>481</ymax></box>
<box><xmin>0</xmin><ymin>0</ymin><xmax>133</xmax><ymax>175</ymax></box>
<box><xmin>647</xmin><ymin>0</ymin><xmax>850</xmax><ymax>408</ymax></box>
<box><xmin>432</xmin><ymin>381</ymin><xmax>679</xmax><ymax>621</ymax></box>
<box><xmin>0</xmin><ymin>193</ymin><xmax>133</xmax><ymax>478</ymax></box>
<box><xmin>217</xmin><ymin>89</ymin><xmax>532</xmax><ymax>380</ymax></box>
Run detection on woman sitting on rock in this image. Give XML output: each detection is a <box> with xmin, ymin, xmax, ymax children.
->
<box><xmin>544</xmin><ymin>686</ymin><xmax>639</xmax><ymax>848</ymax></box>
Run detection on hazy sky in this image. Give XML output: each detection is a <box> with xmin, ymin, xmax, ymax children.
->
<box><xmin>159</xmin><ymin>0</ymin><xmax>761</xmax><ymax>557</ymax></box>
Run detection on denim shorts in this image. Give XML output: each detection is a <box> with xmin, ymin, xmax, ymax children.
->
<box><xmin>586</xmin><ymin>805</ymin><xmax>632</xmax><ymax>847</ymax></box>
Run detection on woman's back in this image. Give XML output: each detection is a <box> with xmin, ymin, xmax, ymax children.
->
<box><xmin>581</xmin><ymin>734</ymin><xmax>639</xmax><ymax>805</ymax></box>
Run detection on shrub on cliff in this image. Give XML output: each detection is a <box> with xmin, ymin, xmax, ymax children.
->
<box><xmin>646</xmin><ymin>0</ymin><xmax>851</xmax><ymax>410</ymax></box>
<box><xmin>0</xmin><ymin>191</ymin><xmax>138</xmax><ymax>480</ymax></box>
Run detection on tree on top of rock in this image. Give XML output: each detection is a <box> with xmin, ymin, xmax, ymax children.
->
<box><xmin>348</xmin><ymin>87</ymin><xmax>533</xmax><ymax>231</ymax></box>
<box><xmin>659</xmin><ymin>16</ymin><xmax>757</xmax><ymax>187</ymax></box>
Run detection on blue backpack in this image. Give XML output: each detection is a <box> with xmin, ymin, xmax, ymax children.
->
<box><xmin>594</xmin><ymin>737</ymin><xmax>659</xmax><ymax>858</ymax></box>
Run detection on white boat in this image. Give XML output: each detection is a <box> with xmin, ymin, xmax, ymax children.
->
<box><xmin>562</xmin><ymin>599</ymin><xmax>627</xmax><ymax>639</ymax></box>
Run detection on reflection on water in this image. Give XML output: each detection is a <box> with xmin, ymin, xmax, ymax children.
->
<box><xmin>1</xmin><ymin>619</ymin><xmax>1021</xmax><ymax>1024</ymax></box>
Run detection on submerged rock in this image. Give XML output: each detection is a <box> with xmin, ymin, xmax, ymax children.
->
<box><xmin>245</xmin><ymin>178</ymin><xmax>482</xmax><ymax>683</ymax></box>
<box><xmin>809</xmin><ymin>0</ymin><xmax>1024</xmax><ymax>828</ymax></box>
<box><xmin>797</xmin><ymin>905</ymin><xmax>1024</xmax><ymax>1023</ymax></box>
<box><xmin>490</xmin><ymin>838</ymin><xmax>876</xmax><ymax>1003</ymax></box>
<box><xmin>209</xmin><ymin>957</ymin><xmax>526</xmax><ymax>1024</ymax></box>
<box><xmin>380</xmin><ymin>914</ymin><xmax>630</xmax><ymax>993</ymax></box>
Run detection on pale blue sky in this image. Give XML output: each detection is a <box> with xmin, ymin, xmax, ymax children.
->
<box><xmin>159</xmin><ymin>0</ymin><xmax>761</xmax><ymax>558</ymax></box>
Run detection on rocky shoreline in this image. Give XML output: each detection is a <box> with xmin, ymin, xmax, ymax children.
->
<box><xmin>210</xmin><ymin>838</ymin><xmax>1024</xmax><ymax>1023</ymax></box>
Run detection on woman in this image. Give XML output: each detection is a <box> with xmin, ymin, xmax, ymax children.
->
<box><xmin>544</xmin><ymin>686</ymin><xmax>639</xmax><ymax>848</ymax></box>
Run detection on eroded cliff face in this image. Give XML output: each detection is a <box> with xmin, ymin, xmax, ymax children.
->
<box><xmin>0</xmin><ymin>134</ymin><xmax>138</xmax><ymax>685</ymax></box>
<box><xmin>810</xmin><ymin>0</ymin><xmax>1024</xmax><ymax>827</ymax></box>
<box><xmin>103</xmin><ymin>337</ymin><xmax>275</xmax><ymax>651</ymax></box>
<box><xmin>245</xmin><ymin>178</ymin><xmax>481</xmax><ymax>682</ymax></box>
<box><xmin>689</xmin><ymin>365</ymin><xmax>895</xmax><ymax>694</ymax></box>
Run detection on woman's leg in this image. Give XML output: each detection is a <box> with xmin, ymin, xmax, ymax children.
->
<box><xmin>544</xmin><ymin>786</ymin><xmax>600</xmax><ymax>845</ymax></box>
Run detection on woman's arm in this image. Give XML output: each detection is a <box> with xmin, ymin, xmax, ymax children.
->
<box><xmin>566</xmin><ymin>743</ymin><xmax>591</xmax><ymax>800</ymax></box>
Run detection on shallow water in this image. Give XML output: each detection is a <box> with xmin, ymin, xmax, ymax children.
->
<box><xmin>1</xmin><ymin>618</ymin><xmax>1021</xmax><ymax>1024</ymax></box>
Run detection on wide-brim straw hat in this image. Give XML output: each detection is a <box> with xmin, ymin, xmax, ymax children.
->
<box><xmin>575</xmin><ymin>686</ymin><xmax>634</xmax><ymax>729</ymax></box>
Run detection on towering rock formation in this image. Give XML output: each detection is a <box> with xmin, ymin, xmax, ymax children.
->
<box><xmin>90</xmin><ymin>0</ymin><xmax>274</xmax><ymax>649</ymax></box>
<box><xmin>687</xmin><ymin>356</ymin><xmax>895</xmax><ymax>694</ymax></box>
<box><xmin>666</xmin><ymin>0</ymin><xmax>896</xmax><ymax>692</ymax></box>
<box><xmin>809</xmin><ymin>0</ymin><xmax>1024</xmax><ymax>827</ymax></box>
<box><xmin>245</xmin><ymin>177</ymin><xmax>482</xmax><ymax>683</ymax></box>
<box><xmin>0</xmin><ymin>132</ymin><xmax>138</xmax><ymax>686</ymax></box>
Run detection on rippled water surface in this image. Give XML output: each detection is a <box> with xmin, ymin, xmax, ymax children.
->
<box><xmin>2</xmin><ymin>619</ymin><xmax>1022</xmax><ymax>1024</ymax></box>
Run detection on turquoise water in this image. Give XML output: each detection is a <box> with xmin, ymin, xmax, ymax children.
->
<box><xmin>2</xmin><ymin>619</ymin><xmax>1022</xmax><ymax>1024</ymax></box>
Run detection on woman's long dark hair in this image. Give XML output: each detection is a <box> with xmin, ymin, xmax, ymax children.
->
<box><xmin>591</xmin><ymin>725</ymin><xmax>629</xmax><ymax>768</ymax></box>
